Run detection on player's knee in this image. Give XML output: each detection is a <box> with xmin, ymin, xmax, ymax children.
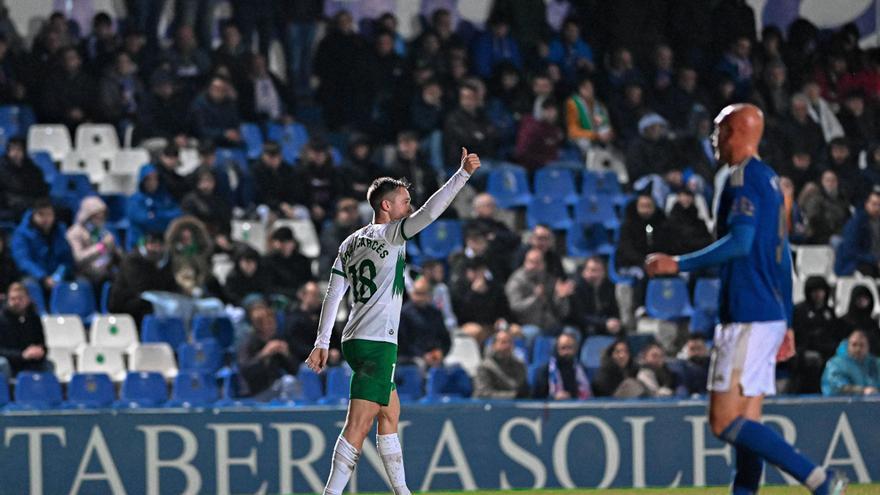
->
<box><xmin>378</xmin><ymin>408</ymin><xmax>399</xmax><ymax>428</ymax></box>
<box><xmin>345</xmin><ymin>416</ymin><xmax>375</xmax><ymax>440</ymax></box>
<box><xmin>709</xmin><ymin>412</ymin><xmax>735</xmax><ymax>438</ymax></box>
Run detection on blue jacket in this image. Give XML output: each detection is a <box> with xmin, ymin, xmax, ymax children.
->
<box><xmin>470</xmin><ymin>31</ymin><xmax>522</xmax><ymax>78</ymax></box>
<box><xmin>127</xmin><ymin>164</ymin><xmax>181</xmax><ymax>248</ymax></box>
<box><xmin>11</xmin><ymin>210</ymin><xmax>74</xmax><ymax>280</ymax></box>
<box><xmin>821</xmin><ymin>340</ymin><xmax>880</xmax><ymax>395</ymax></box>
<box><xmin>547</xmin><ymin>37</ymin><xmax>594</xmax><ymax>81</ymax></box>
<box><xmin>835</xmin><ymin>209</ymin><xmax>877</xmax><ymax>276</ymax></box>
<box><xmin>189</xmin><ymin>93</ymin><xmax>241</xmax><ymax>142</ymax></box>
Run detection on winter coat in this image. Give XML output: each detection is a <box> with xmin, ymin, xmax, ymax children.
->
<box><xmin>127</xmin><ymin>165</ymin><xmax>181</xmax><ymax>248</ymax></box>
<box><xmin>834</xmin><ymin>209</ymin><xmax>878</xmax><ymax>276</ymax></box>
<box><xmin>0</xmin><ymin>305</ymin><xmax>47</xmax><ymax>375</ymax></box>
<box><xmin>10</xmin><ymin>211</ymin><xmax>74</xmax><ymax>281</ymax></box>
<box><xmin>473</xmin><ymin>350</ymin><xmax>529</xmax><ymax>399</ymax></box>
<box><xmin>821</xmin><ymin>341</ymin><xmax>880</xmax><ymax>395</ymax></box>
<box><xmin>65</xmin><ymin>196</ymin><xmax>121</xmax><ymax>281</ymax></box>
<box><xmin>615</xmin><ymin>199</ymin><xmax>667</xmax><ymax>270</ymax></box>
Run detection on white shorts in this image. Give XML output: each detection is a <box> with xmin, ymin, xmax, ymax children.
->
<box><xmin>707</xmin><ymin>320</ymin><xmax>787</xmax><ymax>397</ymax></box>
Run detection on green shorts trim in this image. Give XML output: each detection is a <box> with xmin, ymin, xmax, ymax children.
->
<box><xmin>342</xmin><ymin>339</ymin><xmax>397</xmax><ymax>406</ymax></box>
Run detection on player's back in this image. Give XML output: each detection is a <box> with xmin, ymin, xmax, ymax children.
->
<box><xmin>337</xmin><ymin>222</ymin><xmax>407</xmax><ymax>344</ymax></box>
<box><xmin>716</xmin><ymin>157</ymin><xmax>790</xmax><ymax>324</ymax></box>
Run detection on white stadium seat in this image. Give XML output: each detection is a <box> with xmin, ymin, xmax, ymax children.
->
<box><xmin>77</xmin><ymin>346</ymin><xmax>127</xmax><ymax>382</ymax></box>
<box><xmin>27</xmin><ymin>124</ymin><xmax>72</xmax><ymax>162</ymax></box>
<box><xmin>98</xmin><ymin>173</ymin><xmax>138</xmax><ymax>195</ymax></box>
<box><xmin>61</xmin><ymin>150</ymin><xmax>108</xmax><ymax>183</ymax></box>
<box><xmin>111</xmin><ymin>148</ymin><xmax>151</xmax><ymax>175</ymax></box>
<box><xmin>273</xmin><ymin>218</ymin><xmax>320</xmax><ymax>258</ymax></box>
<box><xmin>47</xmin><ymin>348</ymin><xmax>75</xmax><ymax>383</ymax></box>
<box><xmin>75</xmin><ymin>123</ymin><xmax>119</xmax><ymax>156</ymax></box>
<box><xmin>130</xmin><ymin>343</ymin><xmax>178</xmax><ymax>380</ymax></box>
<box><xmin>232</xmin><ymin>220</ymin><xmax>267</xmax><ymax>254</ymax></box>
<box><xmin>41</xmin><ymin>314</ymin><xmax>87</xmax><ymax>354</ymax></box>
<box><xmin>794</xmin><ymin>245</ymin><xmax>835</xmax><ymax>281</ymax></box>
<box><xmin>90</xmin><ymin>314</ymin><xmax>139</xmax><ymax>354</ymax></box>
<box><xmin>444</xmin><ymin>335</ymin><xmax>482</xmax><ymax>377</ymax></box>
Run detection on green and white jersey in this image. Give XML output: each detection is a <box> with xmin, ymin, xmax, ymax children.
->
<box><xmin>334</xmin><ymin>220</ymin><xmax>410</xmax><ymax>344</ymax></box>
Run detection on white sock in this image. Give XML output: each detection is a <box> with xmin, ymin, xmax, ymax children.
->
<box><xmin>805</xmin><ymin>467</ymin><xmax>827</xmax><ymax>492</ymax></box>
<box><xmin>377</xmin><ymin>433</ymin><xmax>410</xmax><ymax>495</ymax></box>
<box><xmin>324</xmin><ymin>435</ymin><xmax>359</xmax><ymax>495</ymax></box>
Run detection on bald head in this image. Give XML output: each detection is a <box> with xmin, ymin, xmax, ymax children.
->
<box><xmin>713</xmin><ymin>103</ymin><xmax>764</xmax><ymax>166</ymax></box>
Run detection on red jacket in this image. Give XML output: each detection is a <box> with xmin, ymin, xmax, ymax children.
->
<box><xmin>514</xmin><ymin>115</ymin><xmax>564</xmax><ymax>171</ymax></box>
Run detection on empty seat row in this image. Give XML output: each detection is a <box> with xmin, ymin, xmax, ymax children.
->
<box><xmin>487</xmin><ymin>164</ymin><xmax>624</xmax><ymax>209</ymax></box>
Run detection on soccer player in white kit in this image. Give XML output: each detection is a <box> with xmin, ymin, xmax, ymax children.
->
<box><xmin>306</xmin><ymin>148</ymin><xmax>481</xmax><ymax>495</ymax></box>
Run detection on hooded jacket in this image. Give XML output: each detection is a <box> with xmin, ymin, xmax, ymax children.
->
<box><xmin>65</xmin><ymin>196</ymin><xmax>121</xmax><ymax>280</ymax></box>
<box><xmin>0</xmin><ymin>154</ymin><xmax>49</xmax><ymax>220</ymax></box>
<box><xmin>792</xmin><ymin>276</ymin><xmax>846</xmax><ymax>361</ymax></box>
<box><xmin>841</xmin><ymin>285</ymin><xmax>880</xmax><ymax>353</ymax></box>
<box><xmin>821</xmin><ymin>338</ymin><xmax>880</xmax><ymax>395</ymax></box>
<box><xmin>0</xmin><ymin>303</ymin><xmax>47</xmax><ymax>375</ymax></box>
<box><xmin>10</xmin><ymin>210</ymin><xmax>74</xmax><ymax>280</ymax></box>
<box><xmin>835</xmin><ymin>209</ymin><xmax>879</xmax><ymax>276</ymax></box>
<box><xmin>127</xmin><ymin>165</ymin><xmax>181</xmax><ymax>248</ymax></box>
<box><xmin>615</xmin><ymin>196</ymin><xmax>668</xmax><ymax>269</ymax></box>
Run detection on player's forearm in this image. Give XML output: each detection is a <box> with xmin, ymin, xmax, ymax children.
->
<box><xmin>401</xmin><ymin>168</ymin><xmax>471</xmax><ymax>239</ymax></box>
<box><xmin>314</xmin><ymin>272</ymin><xmax>348</xmax><ymax>349</ymax></box>
<box><xmin>677</xmin><ymin>224</ymin><xmax>755</xmax><ymax>272</ymax></box>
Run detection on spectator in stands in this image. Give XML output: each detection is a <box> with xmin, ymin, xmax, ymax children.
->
<box><xmin>265</xmin><ymin>226</ymin><xmax>313</xmax><ymax>301</ymax></box>
<box><xmin>237</xmin><ymin>297</ymin><xmax>299</xmax><ymax>401</ymax></box>
<box><xmin>39</xmin><ymin>46</ymin><xmax>94</xmax><ymax>132</ymax></box>
<box><xmin>154</xmin><ymin>144</ymin><xmax>190</xmax><ymax>202</ymax></box>
<box><xmin>0</xmin><ymin>234</ymin><xmax>19</xmax><ymax>304</ymax></box>
<box><xmin>803</xmin><ymin>80</ymin><xmax>845</xmax><ymax>143</ymax></box>
<box><xmin>186</xmin><ymin>141</ymin><xmax>234</xmax><ymax>204</ymax></box>
<box><xmin>821</xmin><ymin>329</ymin><xmax>879</xmax><ymax>396</ymax></box>
<box><xmin>546</xmin><ymin>17</ymin><xmax>595</xmax><ymax>84</ymax></box>
<box><xmin>282</xmin><ymin>281</ymin><xmax>327</xmax><ymax>364</ymax></box>
<box><xmin>798</xmin><ymin>169</ymin><xmax>850</xmax><ymax>245</ymax></box>
<box><xmin>792</xmin><ymin>275</ymin><xmax>847</xmax><ymax>393</ymax></box>
<box><xmin>780</xmin><ymin>147</ymin><xmax>818</xmax><ymax>195</ymax></box>
<box><xmin>108</xmin><ymin>232</ymin><xmax>176</xmax><ymax>324</ymax></box>
<box><xmin>138</xmin><ymin>69</ymin><xmax>191</xmax><ymax>143</ymax></box>
<box><xmin>0</xmin><ymin>282</ymin><xmax>48</xmax><ymax>378</ymax></box>
<box><xmin>420</xmin><ymin>259</ymin><xmax>458</xmax><ymax>331</ymax></box>
<box><xmin>565</xmin><ymin>77</ymin><xmax>613</xmax><ymax>155</ymax></box>
<box><xmin>610</xmin><ymin>82</ymin><xmax>649</xmax><ymax>149</ymax></box>
<box><xmin>389</xmin><ymin>130</ymin><xmax>442</xmax><ymax>210</ymax></box>
<box><xmin>675</xmin><ymin>110</ymin><xmax>717</xmax><ymax>184</ymax></box>
<box><xmin>465</xmin><ymin>193</ymin><xmax>519</xmax><ymax>277</ymax></box>
<box><xmin>313</xmin><ymin>10</ymin><xmax>374</xmax><ymax>130</ymax></box>
<box><xmin>127</xmin><ymin>164</ymin><xmax>182</xmax><ymax>248</ymax></box>
<box><xmin>513</xmin><ymin>97</ymin><xmax>564</xmax><ymax>172</ymax></box>
<box><xmin>296</xmin><ymin>138</ymin><xmax>345</xmax><ymax>226</ymax></box>
<box><xmin>840</xmin><ymin>286</ymin><xmax>880</xmax><ymax>353</ymax></box>
<box><xmin>715</xmin><ymin>36</ymin><xmax>753</xmax><ymax>99</ymax></box>
<box><xmin>442</xmin><ymin>84</ymin><xmax>498</xmax><ymax>169</ymax></box>
<box><xmin>80</xmin><ymin>12</ymin><xmax>119</xmax><ymax>76</ymax></box>
<box><xmin>212</xmin><ymin>22</ymin><xmax>249</xmax><ymax>88</ymax></box>
<box><xmin>528</xmin><ymin>72</ymin><xmax>556</xmax><ymax>119</ymax></box>
<box><xmin>615</xmin><ymin>192</ymin><xmax>667</xmax><ymax>281</ymax></box>
<box><xmin>370</xmin><ymin>30</ymin><xmax>408</xmax><ymax>140</ymax></box>
<box><xmin>779</xmin><ymin>94</ymin><xmax>825</xmax><ymax>160</ymax></box>
<box><xmin>822</xmin><ymin>138</ymin><xmax>860</xmax><ymax>202</ymax></box>
<box><xmin>505</xmin><ymin>248</ymin><xmax>573</xmax><ymax>339</ymax></box>
<box><xmin>592</xmin><ymin>339</ymin><xmax>644</xmax><ymax>398</ymax></box>
<box><xmin>190</xmin><ymin>76</ymin><xmax>242</xmax><ymax>147</ymax></box>
<box><xmin>239</xmin><ymin>53</ymin><xmax>292</xmax><ymax>123</ymax></box>
<box><xmin>663</xmin><ymin>67</ymin><xmax>707</xmax><ymax>132</ymax></box>
<box><xmin>636</xmin><ymin>342</ymin><xmax>679</xmax><ymax>397</ymax></box>
<box><xmin>471</xmin><ymin>13</ymin><xmax>522</xmax><ymax>79</ymax></box>
<box><xmin>0</xmin><ymin>35</ymin><xmax>27</xmax><ymax>105</ymax></box>
<box><xmin>474</xmin><ymin>329</ymin><xmax>529</xmax><ymax>399</ymax></box>
<box><xmin>398</xmin><ymin>277</ymin><xmax>452</xmax><ymax>365</ymax></box>
<box><xmin>663</xmin><ymin>190</ymin><xmax>713</xmax><ymax>256</ymax></box>
<box><xmin>97</xmin><ymin>51</ymin><xmax>143</xmax><ymax>126</ymax></box>
<box><xmin>751</xmin><ymin>60</ymin><xmax>790</xmax><ymax>124</ymax></box>
<box><xmin>181</xmin><ymin>169</ymin><xmax>232</xmax><ymax>242</ymax></box>
<box><xmin>512</xmin><ymin>224</ymin><xmax>564</xmax><ymax>279</ymax></box>
<box><xmin>160</xmin><ymin>25</ymin><xmax>211</xmax><ymax>97</ymax></box>
<box><xmin>280</xmin><ymin>0</ymin><xmax>322</xmax><ymax>96</ymax></box>
<box><xmin>568</xmin><ymin>256</ymin><xmax>621</xmax><ymax>337</ymax></box>
<box><xmin>453</xmin><ymin>257</ymin><xmax>511</xmax><ymax>344</ymax></box>
<box><xmin>65</xmin><ymin>196</ymin><xmax>121</xmax><ymax>290</ymax></box>
<box><xmin>835</xmin><ymin>188</ymin><xmax>880</xmax><ymax>277</ymax></box>
<box><xmin>253</xmin><ymin>141</ymin><xmax>302</xmax><ymax>218</ymax></box>
<box><xmin>0</xmin><ymin>137</ymin><xmax>48</xmax><ymax>222</ymax></box>
<box><xmin>486</xmin><ymin>63</ymin><xmax>529</xmax><ymax>150</ymax></box>
<box><xmin>532</xmin><ymin>332</ymin><xmax>591</xmax><ymax>400</ymax></box>
<box><xmin>625</xmin><ymin>113</ymin><xmax>678</xmax><ymax>183</ymax></box>
<box><xmin>223</xmin><ymin>245</ymin><xmax>270</xmax><ymax>306</ymax></box>
<box><xmin>410</xmin><ymin>79</ymin><xmax>445</xmax><ymax>137</ymax></box>
<box><xmin>165</xmin><ymin>216</ymin><xmax>214</xmax><ymax>298</ymax></box>
<box><xmin>11</xmin><ymin>199</ymin><xmax>73</xmax><ymax>294</ymax></box>
<box><xmin>678</xmin><ymin>335</ymin><xmax>710</xmax><ymax>396</ymax></box>
<box><xmin>341</xmin><ymin>134</ymin><xmax>383</xmax><ymax>199</ymax></box>
<box><xmin>837</xmin><ymin>90</ymin><xmax>876</xmax><ymax>153</ymax></box>
<box><xmin>318</xmin><ymin>198</ymin><xmax>359</xmax><ymax>274</ymax></box>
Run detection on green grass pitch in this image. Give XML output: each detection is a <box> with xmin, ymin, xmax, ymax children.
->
<box><xmin>350</xmin><ymin>484</ymin><xmax>880</xmax><ymax>495</ymax></box>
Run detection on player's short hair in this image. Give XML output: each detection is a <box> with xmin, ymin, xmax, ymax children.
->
<box><xmin>367</xmin><ymin>177</ymin><xmax>411</xmax><ymax>211</ymax></box>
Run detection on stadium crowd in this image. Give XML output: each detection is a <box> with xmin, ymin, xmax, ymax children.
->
<box><xmin>0</xmin><ymin>0</ymin><xmax>878</xmax><ymax>406</ymax></box>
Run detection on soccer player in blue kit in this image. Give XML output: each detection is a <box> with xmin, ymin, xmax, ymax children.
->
<box><xmin>646</xmin><ymin>104</ymin><xmax>847</xmax><ymax>495</ymax></box>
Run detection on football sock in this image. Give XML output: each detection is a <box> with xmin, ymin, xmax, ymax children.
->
<box><xmin>324</xmin><ymin>435</ymin><xmax>359</xmax><ymax>495</ymax></box>
<box><xmin>720</xmin><ymin>416</ymin><xmax>826</xmax><ymax>493</ymax></box>
<box><xmin>377</xmin><ymin>433</ymin><xmax>411</xmax><ymax>495</ymax></box>
<box><xmin>732</xmin><ymin>446</ymin><xmax>763</xmax><ymax>495</ymax></box>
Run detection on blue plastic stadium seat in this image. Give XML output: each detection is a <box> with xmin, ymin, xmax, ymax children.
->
<box><xmin>65</xmin><ymin>373</ymin><xmax>115</xmax><ymax>409</ymax></box>
<box><xmin>0</xmin><ymin>104</ymin><xmax>35</xmax><ymax>136</ymax></box>
<box><xmin>580</xmin><ymin>335</ymin><xmax>616</xmax><ymax>370</ymax></box>
<box><xmin>526</xmin><ymin>195</ymin><xmax>573</xmax><ymax>231</ymax></box>
<box><xmin>534</xmin><ymin>167</ymin><xmax>579</xmax><ymax>205</ymax></box>
<box><xmin>50</xmin><ymin>280</ymin><xmax>96</xmax><ymax>322</ymax></box>
<box><xmin>297</xmin><ymin>364</ymin><xmax>324</xmax><ymax>404</ymax></box>
<box><xmin>178</xmin><ymin>339</ymin><xmax>223</xmax><ymax>373</ymax></box>
<box><xmin>14</xmin><ymin>372</ymin><xmax>63</xmax><ymax>409</ymax></box>
<box><xmin>319</xmin><ymin>366</ymin><xmax>352</xmax><ymax>405</ymax></box>
<box><xmin>416</xmin><ymin>219</ymin><xmax>463</xmax><ymax>260</ymax></box>
<box><xmin>240</xmin><ymin>123</ymin><xmax>264</xmax><ymax>159</ymax></box>
<box><xmin>215</xmin><ymin>147</ymin><xmax>248</xmax><ymax>170</ymax></box>
<box><xmin>170</xmin><ymin>371</ymin><xmax>219</xmax><ymax>407</ymax></box>
<box><xmin>694</xmin><ymin>278</ymin><xmax>721</xmax><ymax>312</ymax></box>
<box><xmin>487</xmin><ymin>165</ymin><xmax>532</xmax><ymax>208</ymax></box>
<box><xmin>582</xmin><ymin>170</ymin><xmax>622</xmax><ymax>197</ymax></box>
<box><xmin>575</xmin><ymin>194</ymin><xmax>620</xmax><ymax>230</ymax></box>
<box><xmin>394</xmin><ymin>364</ymin><xmax>423</xmax><ymax>402</ymax></box>
<box><xmin>422</xmin><ymin>365</ymin><xmax>472</xmax><ymax>402</ymax></box>
<box><xmin>100</xmin><ymin>193</ymin><xmax>129</xmax><ymax>228</ymax></box>
<box><xmin>646</xmin><ymin>278</ymin><xmax>694</xmax><ymax>320</ymax></box>
<box><xmin>141</xmin><ymin>315</ymin><xmax>187</xmax><ymax>350</ymax></box>
<box><xmin>23</xmin><ymin>277</ymin><xmax>47</xmax><ymax>315</ymax></box>
<box><xmin>99</xmin><ymin>281</ymin><xmax>111</xmax><ymax>314</ymax></box>
<box><xmin>527</xmin><ymin>362</ymin><xmax>544</xmax><ymax>389</ymax></box>
<box><xmin>266</xmin><ymin>122</ymin><xmax>309</xmax><ymax>164</ymax></box>
<box><xmin>566</xmin><ymin>223</ymin><xmax>613</xmax><ymax>258</ymax></box>
<box><xmin>117</xmin><ymin>371</ymin><xmax>167</xmax><ymax>408</ymax></box>
<box><xmin>216</xmin><ymin>368</ymin><xmax>259</xmax><ymax>406</ymax></box>
<box><xmin>192</xmin><ymin>315</ymin><xmax>235</xmax><ymax>349</ymax></box>
<box><xmin>531</xmin><ymin>336</ymin><xmax>556</xmax><ymax>366</ymax></box>
<box><xmin>0</xmin><ymin>374</ymin><xmax>9</xmax><ymax>407</ymax></box>
<box><xmin>50</xmin><ymin>173</ymin><xmax>94</xmax><ymax>212</ymax></box>
<box><xmin>29</xmin><ymin>151</ymin><xmax>57</xmax><ymax>185</ymax></box>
